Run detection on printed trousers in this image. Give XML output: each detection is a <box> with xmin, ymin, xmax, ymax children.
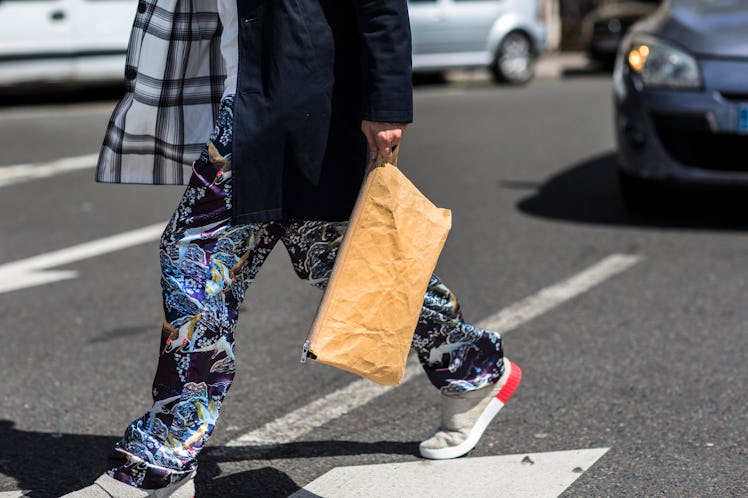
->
<box><xmin>107</xmin><ymin>98</ymin><xmax>505</xmax><ymax>489</ymax></box>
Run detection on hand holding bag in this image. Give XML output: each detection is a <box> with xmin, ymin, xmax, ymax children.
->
<box><xmin>300</xmin><ymin>149</ymin><xmax>452</xmax><ymax>386</ymax></box>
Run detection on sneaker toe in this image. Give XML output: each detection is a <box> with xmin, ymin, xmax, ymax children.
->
<box><xmin>419</xmin><ymin>429</ymin><xmax>469</xmax><ymax>450</ymax></box>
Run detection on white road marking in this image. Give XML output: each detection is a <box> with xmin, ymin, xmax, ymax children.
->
<box><xmin>289</xmin><ymin>448</ymin><xmax>611</xmax><ymax>498</ymax></box>
<box><xmin>226</xmin><ymin>254</ymin><xmax>641</xmax><ymax>447</ymax></box>
<box><xmin>0</xmin><ymin>222</ymin><xmax>165</xmax><ymax>294</ymax></box>
<box><xmin>0</xmin><ymin>491</ymin><xmax>30</xmax><ymax>498</ymax></box>
<box><xmin>0</xmin><ymin>153</ymin><xmax>97</xmax><ymax>187</ymax></box>
<box><xmin>226</xmin><ymin>357</ymin><xmax>421</xmax><ymax>447</ymax></box>
<box><xmin>0</xmin><ymin>255</ymin><xmax>633</xmax><ymax>498</ymax></box>
<box><xmin>480</xmin><ymin>254</ymin><xmax>642</xmax><ymax>333</ymax></box>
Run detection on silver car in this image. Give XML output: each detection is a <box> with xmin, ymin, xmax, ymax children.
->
<box><xmin>0</xmin><ymin>0</ymin><xmax>133</xmax><ymax>88</ymax></box>
<box><xmin>409</xmin><ymin>0</ymin><xmax>547</xmax><ymax>84</ymax></box>
<box><xmin>613</xmin><ymin>0</ymin><xmax>748</xmax><ymax>208</ymax></box>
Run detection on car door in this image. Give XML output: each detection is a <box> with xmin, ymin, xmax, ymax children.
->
<box><xmin>0</xmin><ymin>0</ymin><xmax>75</xmax><ymax>85</ymax></box>
<box><xmin>409</xmin><ymin>0</ymin><xmax>450</xmax><ymax>60</ymax></box>
<box><xmin>441</xmin><ymin>0</ymin><xmax>503</xmax><ymax>54</ymax></box>
<box><xmin>70</xmin><ymin>0</ymin><xmax>134</xmax><ymax>82</ymax></box>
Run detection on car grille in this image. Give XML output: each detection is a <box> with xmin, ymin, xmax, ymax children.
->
<box><xmin>650</xmin><ymin>111</ymin><xmax>748</xmax><ymax>172</ymax></box>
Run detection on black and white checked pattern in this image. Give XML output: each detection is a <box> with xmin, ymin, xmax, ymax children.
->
<box><xmin>97</xmin><ymin>0</ymin><xmax>226</xmax><ymax>185</ymax></box>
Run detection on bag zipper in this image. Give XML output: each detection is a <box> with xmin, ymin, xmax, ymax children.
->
<box><xmin>299</xmin><ymin>159</ymin><xmax>387</xmax><ymax>364</ymax></box>
<box><xmin>300</xmin><ymin>340</ymin><xmax>312</xmax><ymax>363</ymax></box>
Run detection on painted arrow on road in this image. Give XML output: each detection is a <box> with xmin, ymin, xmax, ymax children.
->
<box><xmin>0</xmin><ymin>223</ymin><xmax>165</xmax><ymax>294</ymax></box>
<box><xmin>0</xmin><ymin>491</ymin><xmax>30</xmax><ymax>498</ymax></box>
<box><xmin>289</xmin><ymin>448</ymin><xmax>610</xmax><ymax>498</ymax></box>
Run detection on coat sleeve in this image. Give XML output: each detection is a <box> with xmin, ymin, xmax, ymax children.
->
<box><xmin>352</xmin><ymin>0</ymin><xmax>414</xmax><ymax>123</ymax></box>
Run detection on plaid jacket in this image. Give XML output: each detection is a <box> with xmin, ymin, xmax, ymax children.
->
<box><xmin>96</xmin><ymin>0</ymin><xmax>225</xmax><ymax>185</ymax></box>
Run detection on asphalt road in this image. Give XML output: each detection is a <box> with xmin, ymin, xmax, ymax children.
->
<box><xmin>0</xmin><ymin>74</ymin><xmax>746</xmax><ymax>497</ymax></box>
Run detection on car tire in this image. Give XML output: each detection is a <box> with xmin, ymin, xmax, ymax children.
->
<box><xmin>491</xmin><ymin>31</ymin><xmax>536</xmax><ymax>85</ymax></box>
<box><xmin>618</xmin><ymin>170</ymin><xmax>658</xmax><ymax>212</ymax></box>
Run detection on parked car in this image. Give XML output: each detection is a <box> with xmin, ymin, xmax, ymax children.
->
<box><xmin>613</xmin><ymin>0</ymin><xmax>748</xmax><ymax>209</ymax></box>
<box><xmin>582</xmin><ymin>0</ymin><xmax>661</xmax><ymax>68</ymax></box>
<box><xmin>408</xmin><ymin>0</ymin><xmax>547</xmax><ymax>84</ymax></box>
<box><xmin>0</xmin><ymin>0</ymin><xmax>134</xmax><ymax>88</ymax></box>
<box><xmin>1</xmin><ymin>0</ymin><xmax>546</xmax><ymax>89</ymax></box>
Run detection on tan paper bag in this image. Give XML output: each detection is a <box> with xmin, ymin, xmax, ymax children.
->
<box><xmin>301</xmin><ymin>151</ymin><xmax>452</xmax><ymax>386</ymax></box>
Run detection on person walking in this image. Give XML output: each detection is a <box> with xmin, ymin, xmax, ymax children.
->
<box><xmin>65</xmin><ymin>0</ymin><xmax>521</xmax><ymax>496</ymax></box>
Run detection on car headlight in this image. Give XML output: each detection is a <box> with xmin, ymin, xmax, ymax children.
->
<box><xmin>625</xmin><ymin>34</ymin><xmax>701</xmax><ymax>90</ymax></box>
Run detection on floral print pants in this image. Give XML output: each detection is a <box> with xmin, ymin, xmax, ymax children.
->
<box><xmin>107</xmin><ymin>97</ymin><xmax>505</xmax><ymax>489</ymax></box>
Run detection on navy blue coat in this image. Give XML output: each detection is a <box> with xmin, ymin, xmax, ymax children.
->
<box><xmin>232</xmin><ymin>0</ymin><xmax>414</xmax><ymax>224</ymax></box>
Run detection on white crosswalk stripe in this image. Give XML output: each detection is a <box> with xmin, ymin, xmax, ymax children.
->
<box><xmin>0</xmin><ymin>491</ymin><xmax>30</xmax><ymax>498</ymax></box>
<box><xmin>0</xmin><ymin>154</ymin><xmax>97</xmax><ymax>187</ymax></box>
<box><xmin>289</xmin><ymin>448</ymin><xmax>611</xmax><ymax>498</ymax></box>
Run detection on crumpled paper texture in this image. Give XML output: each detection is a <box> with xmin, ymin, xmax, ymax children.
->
<box><xmin>307</xmin><ymin>160</ymin><xmax>452</xmax><ymax>386</ymax></box>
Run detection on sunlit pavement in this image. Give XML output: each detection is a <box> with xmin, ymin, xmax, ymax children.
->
<box><xmin>0</xmin><ymin>69</ymin><xmax>745</xmax><ymax>498</ymax></box>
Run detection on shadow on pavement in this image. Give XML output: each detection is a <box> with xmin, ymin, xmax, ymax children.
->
<box><xmin>0</xmin><ymin>85</ymin><xmax>125</xmax><ymax>108</ymax></box>
<box><xmin>515</xmin><ymin>151</ymin><xmax>748</xmax><ymax>231</ymax></box>
<box><xmin>562</xmin><ymin>64</ymin><xmax>611</xmax><ymax>78</ymax></box>
<box><xmin>200</xmin><ymin>441</ymin><xmax>418</xmax><ymax>498</ymax></box>
<box><xmin>0</xmin><ymin>420</ymin><xmax>115</xmax><ymax>498</ymax></box>
<box><xmin>193</xmin><ymin>467</ymin><xmax>302</xmax><ymax>498</ymax></box>
<box><xmin>88</xmin><ymin>325</ymin><xmax>153</xmax><ymax>344</ymax></box>
<box><xmin>411</xmin><ymin>72</ymin><xmax>450</xmax><ymax>87</ymax></box>
<box><xmin>0</xmin><ymin>420</ymin><xmax>418</xmax><ymax>498</ymax></box>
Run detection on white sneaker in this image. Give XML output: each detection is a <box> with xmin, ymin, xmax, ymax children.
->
<box><xmin>419</xmin><ymin>359</ymin><xmax>522</xmax><ymax>460</ymax></box>
<box><xmin>61</xmin><ymin>472</ymin><xmax>195</xmax><ymax>498</ymax></box>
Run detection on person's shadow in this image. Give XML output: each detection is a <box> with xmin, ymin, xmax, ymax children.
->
<box><xmin>515</xmin><ymin>151</ymin><xmax>748</xmax><ymax>231</ymax></box>
<box><xmin>0</xmin><ymin>420</ymin><xmax>418</xmax><ymax>497</ymax></box>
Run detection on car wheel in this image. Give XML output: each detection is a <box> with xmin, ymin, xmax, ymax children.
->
<box><xmin>618</xmin><ymin>170</ymin><xmax>658</xmax><ymax>212</ymax></box>
<box><xmin>491</xmin><ymin>31</ymin><xmax>536</xmax><ymax>85</ymax></box>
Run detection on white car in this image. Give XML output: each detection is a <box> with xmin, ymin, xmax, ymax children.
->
<box><xmin>409</xmin><ymin>0</ymin><xmax>548</xmax><ymax>84</ymax></box>
<box><xmin>0</xmin><ymin>0</ymin><xmax>133</xmax><ymax>88</ymax></box>
<box><xmin>0</xmin><ymin>0</ymin><xmax>547</xmax><ymax>88</ymax></box>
